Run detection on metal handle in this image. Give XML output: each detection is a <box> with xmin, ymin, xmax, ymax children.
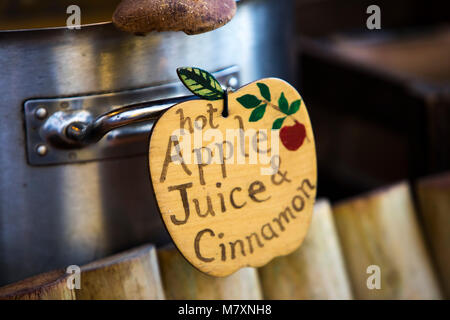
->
<box><xmin>64</xmin><ymin>97</ymin><xmax>193</xmax><ymax>147</ymax></box>
<box><xmin>24</xmin><ymin>65</ymin><xmax>240</xmax><ymax>165</ymax></box>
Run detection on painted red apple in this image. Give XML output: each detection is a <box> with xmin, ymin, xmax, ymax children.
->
<box><xmin>280</xmin><ymin>121</ymin><xmax>306</xmax><ymax>151</ymax></box>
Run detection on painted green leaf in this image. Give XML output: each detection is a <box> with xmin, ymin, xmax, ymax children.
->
<box><xmin>237</xmin><ymin>94</ymin><xmax>262</xmax><ymax>109</ymax></box>
<box><xmin>177</xmin><ymin>67</ymin><xmax>224</xmax><ymax>100</ymax></box>
<box><xmin>279</xmin><ymin>92</ymin><xmax>289</xmax><ymax>114</ymax></box>
<box><xmin>257</xmin><ymin>83</ymin><xmax>271</xmax><ymax>101</ymax></box>
<box><xmin>249</xmin><ymin>104</ymin><xmax>267</xmax><ymax>122</ymax></box>
<box><xmin>272</xmin><ymin>117</ymin><xmax>286</xmax><ymax>129</ymax></box>
<box><xmin>288</xmin><ymin>99</ymin><xmax>301</xmax><ymax>115</ymax></box>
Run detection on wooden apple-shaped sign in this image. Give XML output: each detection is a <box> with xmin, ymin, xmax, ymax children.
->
<box><xmin>149</xmin><ymin>68</ymin><xmax>317</xmax><ymax>277</ymax></box>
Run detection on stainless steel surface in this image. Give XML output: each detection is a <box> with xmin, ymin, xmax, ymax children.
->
<box><xmin>0</xmin><ymin>0</ymin><xmax>294</xmax><ymax>285</ymax></box>
<box><xmin>25</xmin><ymin>67</ymin><xmax>239</xmax><ymax>165</ymax></box>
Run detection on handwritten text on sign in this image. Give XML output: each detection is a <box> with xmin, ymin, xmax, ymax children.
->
<box><xmin>149</xmin><ymin>78</ymin><xmax>317</xmax><ymax>276</ymax></box>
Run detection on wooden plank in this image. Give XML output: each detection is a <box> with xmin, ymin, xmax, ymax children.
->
<box><xmin>258</xmin><ymin>199</ymin><xmax>353</xmax><ymax>299</ymax></box>
<box><xmin>0</xmin><ymin>269</ymin><xmax>75</xmax><ymax>300</ymax></box>
<box><xmin>333</xmin><ymin>182</ymin><xmax>442</xmax><ymax>299</ymax></box>
<box><xmin>331</xmin><ymin>27</ymin><xmax>450</xmax><ymax>84</ymax></box>
<box><xmin>158</xmin><ymin>246</ymin><xmax>262</xmax><ymax>299</ymax></box>
<box><xmin>76</xmin><ymin>244</ymin><xmax>165</xmax><ymax>300</ymax></box>
<box><xmin>416</xmin><ymin>172</ymin><xmax>450</xmax><ymax>298</ymax></box>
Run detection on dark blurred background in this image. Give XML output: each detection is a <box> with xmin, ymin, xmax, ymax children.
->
<box><xmin>294</xmin><ymin>0</ymin><xmax>449</xmax><ymax>200</ymax></box>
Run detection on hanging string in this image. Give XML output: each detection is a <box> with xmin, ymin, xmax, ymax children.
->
<box><xmin>222</xmin><ymin>87</ymin><xmax>232</xmax><ymax>118</ymax></box>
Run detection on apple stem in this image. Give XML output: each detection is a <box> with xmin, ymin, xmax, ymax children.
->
<box><xmin>265</xmin><ymin>100</ymin><xmax>298</xmax><ymax>122</ymax></box>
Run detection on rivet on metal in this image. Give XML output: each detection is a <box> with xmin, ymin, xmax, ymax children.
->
<box><xmin>227</xmin><ymin>76</ymin><xmax>239</xmax><ymax>89</ymax></box>
<box><xmin>36</xmin><ymin>144</ymin><xmax>48</xmax><ymax>156</ymax></box>
<box><xmin>35</xmin><ymin>107</ymin><xmax>48</xmax><ymax>120</ymax></box>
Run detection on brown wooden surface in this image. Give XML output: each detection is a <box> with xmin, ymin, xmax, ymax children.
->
<box><xmin>0</xmin><ymin>269</ymin><xmax>75</xmax><ymax>300</ymax></box>
<box><xmin>332</xmin><ymin>27</ymin><xmax>450</xmax><ymax>85</ymax></box>
<box><xmin>0</xmin><ymin>0</ymin><xmax>119</xmax><ymax>30</ymax></box>
<box><xmin>158</xmin><ymin>246</ymin><xmax>262</xmax><ymax>299</ymax></box>
<box><xmin>259</xmin><ymin>199</ymin><xmax>353</xmax><ymax>299</ymax></box>
<box><xmin>333</xmin><ymin>182</ymin><xmax>442</xmax><ymax>299</ymax></box>
<box><xmin>416</xmin><ymin>172</ymin><xmax>450</xmax><ymax>298</ymax></box>
<box><xmin>149</xmin><ymin>78</ymin><xmax>317</xmax><ymax>277</ymax></box>
<box><xmin>76</xmin><ymin>244</ymin><xmax>165</xmax><ymax>300</ymax></box>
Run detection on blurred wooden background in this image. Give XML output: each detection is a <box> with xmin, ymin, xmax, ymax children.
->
<box><xmin>1</xmin><ymin>173</ymin><xmax>449</xmax><ymax>299</ymax></box>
